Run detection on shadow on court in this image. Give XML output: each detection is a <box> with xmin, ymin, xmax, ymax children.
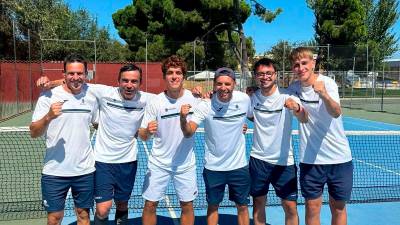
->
<box><xmin>67</xmin><ymin>214</ymin><xmax>267</xmax><ymax>225</ymax></box>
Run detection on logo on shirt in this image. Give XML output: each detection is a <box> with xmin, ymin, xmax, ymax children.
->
<box><xmin>216</xmin><ymin>106</ymin><xmax>223</xmax><ymax>111</ymax></box>
<box><xmin>81</xmin><ymin>98</ymin><xmax>85</xmax><ymax>105</ymax></box>
<box><xmin>165</xmin><ymin>107</ymin><xmax>176</xmax><ymax>112</ymax></box>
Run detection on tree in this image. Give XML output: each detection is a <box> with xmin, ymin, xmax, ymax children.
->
<box><xmin>362</xmin><ymin>0</ymin><xmax>399</xmax><ymax>68</ymax></box>
<box><xmin>113</xmin><ymin>0</ymin><xmax>280</xmax><ymax>72</ymax></box>
<box><xmin>0</xmin><ymin>0</ymin><xmax>130</xmax><ymax>61</ymax></box>
<box><xmin>307</xmin><ymin>0</ymin><xmax>367</xmax><ymax>70</ymax></box>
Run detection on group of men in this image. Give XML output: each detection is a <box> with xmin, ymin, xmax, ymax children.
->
<box><xmin>31</xmin><ymin>47</ymin><xmax>353</xmax><ymax>225</ymax></box>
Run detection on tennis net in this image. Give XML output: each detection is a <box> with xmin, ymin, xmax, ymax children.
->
<box><xmin>0</xmin><ymin>127</ymin><xmax>399</xmax><ymax>220</ymax></box>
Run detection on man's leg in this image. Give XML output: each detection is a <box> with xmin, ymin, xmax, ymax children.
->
<box><xmin>329</xmin><ymin>197</ymin><xmax>347</xmax><ymax>225</ymax></box>
<box><xmin>180</xmin><ymin>201</ymin><xmax>194</xmax><ymax>225</ymax></box>
<box><xmin>72</xmin><ymin>173</ymin><xmax>95</xmax><ymax>225</ymax></box>
<box><xmin>281</xmin><ymin>200</ymin><xmax>299</xmax><ymax>225</ymax></box>
<box><xmin>113</xmin><ymin>161</ymin><xmax>137</xmax><ymax>225</ymax></box>
<box><xmin>327</xmin><ymin>161</ymin><xmax>353</xmax><ymax>225</ymax></box>
<box><xmin>305</xmin><ymin>197</ymin><xmax>322</xmax><ymax>225</ymax></box>
<box><xmin>252</xmin><ymin>195</ymin><xmax>266</xmax><ymax>225</ymax></box>
<box><xmin>236</xmin><ymin>204</ymin><xmax>249</xmax><ymax>225</ymax></box>
<box><xmin>47</xmin><ymin>211</ymin><xmax>64</xmax><ymax>225</ymax></box>
<box><xmin>75</xmin><ymin>207</ymin><xmax>90</xmax><ymax>225</ymax></box>
<box><xmin>207</xmin><ymin>204</ymin><xmax>219</xmax><ymax>225</ymax></box>
<box><xmin>94</xmin><ymin>200</ymin><xmax>113</xmax><ymax>225</ymax></box>
<box><xmin>115</xmin><ymin>201</ymin><xmax>129</xmax><ymax>225</ymax></box>
<box><xmin>41</xmin><ymin>175</ymin><xmax>70</xmax><ymax>225</ymax></box>
<box><xmin>142</xmin><ymin>200</ymin><xmax>158</xmax><ymax>225</ymax></box>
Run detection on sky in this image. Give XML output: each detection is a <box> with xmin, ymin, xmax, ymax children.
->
<box><xmin>65</xmin><ymin>0</ymin><xmax>400</xmax><ymax>58</ymax></box>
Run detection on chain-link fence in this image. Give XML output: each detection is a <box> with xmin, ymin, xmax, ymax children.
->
<box><xmin>2</xmin><ymin>14</ymin><xmax>400</xmax><ymax>120</ymax></box>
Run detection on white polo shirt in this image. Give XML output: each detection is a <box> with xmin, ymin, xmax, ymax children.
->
<box><xmin>32</xmin><ymin>84</ymin><xmax>98</xmax><ymax>176</ymax></box>
<box><xmin>191</xmin><ymin>91</ymin><xmax>251</xmax><ymax>171</ymax></box>
<box><xmin>88</xmin><ymin>84</ymin><xmax>155</xmax><ymax>163</ymax></box>
<box><xmin>250</xmin><ymin>88</ymin><xmax>300</xmax><ymax>166</ymax></box>
<box><xmin>140</xmin><ymin>89</ymin><xmax>199</xmax><ymax>172</ymax></box>
<box><xmin>288</xmin><ymin>75</ymin><xmax>352</xmax><ymax>164</ymax></box>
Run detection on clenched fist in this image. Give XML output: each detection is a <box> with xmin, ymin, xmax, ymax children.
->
<box><xmin>284</xmin><ymin>98</ymin><xmax>300</xmax><ymax>112</ymax></box>
<box><xmin>147</xmin><ymin>120</ymin><xmax>158</xmax><ymax>135</ymax></box>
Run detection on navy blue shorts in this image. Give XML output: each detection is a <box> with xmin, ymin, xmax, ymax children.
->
<box><xmin>41</xmin><ymin>172</ymin><xmax>94</xmax><ymax>212</ymax></box>
<box><xmin>203</xmin><ymin>166</ymin><xmax>250</xmax><ymax>205</ymax></box>
<box><xmin>249</xmin><ymin>157</ymin><xmax>298</xmax><ymax>201</ymax></box>
<box><xmin>300</xmin><ymin>161</ymin><xmax>353</xmax><ymax>201</ymax></box>
<box><xmin>94</xmin><ymin>161</ymin><xmax>137</xmax><ymax>203</ymax></box>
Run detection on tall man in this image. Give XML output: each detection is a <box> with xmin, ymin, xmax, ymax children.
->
<box><xmin>36</xmin><ymin>64</ymin><xmax>155</xmax><ymax>225</ymax></box>
<box><xmin>288</xmin><ymin>47</ymin><xmax>353</xmax><ymax>225</ymax></box>
<box><xmin>180</xmin><ymin>67</ymin><xmax>252</xmax><ymax>225</ymax></box>
<box><xmin>30</xmin><ymin>54</ymin><xmax>98</xmax><ymax>225</ymax></box>
<box><xmin>89</xmin><ymin>64</ymin><xmax>154</xmax><ymax>225</ymax></box>
<box><xmin>138</xmin><ymin>55</ymin><xmax>199</xmax><ymax>225</ymax></box>
<box><xmin>249</xmin><ymin>58</ymin><xmax>308</xmax><ymax>225</ymax></box>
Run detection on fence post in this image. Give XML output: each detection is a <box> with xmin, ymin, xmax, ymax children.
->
<box><xmin>28</xmin><ymin>29</ymin><xmax>33</xmax><ymax>110</ymax></box>
<box><xmin>12</xmin><ymin>20</ymin><xmax>19</xmax><ymax>115</ymax></box>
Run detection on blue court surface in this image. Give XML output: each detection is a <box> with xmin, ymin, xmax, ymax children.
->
<box><xmin>62</xmin><ymin>116</ymin><xmax>400</xmax><ymax>224</ymax></box>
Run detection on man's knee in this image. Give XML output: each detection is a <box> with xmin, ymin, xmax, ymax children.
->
<box><xmin>306</xmin><ymin>199</ymin><xmax>322</xmax><ymax>214</ymax></box>
<box><xmin>47</xmin><ymin>211</ymin><xmax>64</xmax><ymax>225</ymax></box>
<box><xmin>75</xmin><ymin>208</ymin><xmax>90</xmax><ymax>222</ymax></box>
<box><xmin>329</xmin><ymin>198</ymin><xmax>346</xmax><ymax>214</ymax></box>
<box><xmin>282</xmin><ymin>200</ymin><xmax>298</xmax><ymax>216</ymax></box>
<box><xmin>116</xmin><ymin>201</ymin><xmax>129</xmax><ymax>212</ymax></box>
<box><xmin>96</xmin><ymin>200</ymin><xmax>113</xmax><ymax>219</ymax></box>
<box><xmin>236</xmin><ymin>204</ymin><xmax>248</xmax><ymax>213</ymax></box>
<box><xmin>143</xmin><ymin>200</ymin><xmax>158</xmax><ymax>213</ymax></box>
<box><xmin>180</xmin><ymin>201</ymin><xmax>194</xmax><ymax>213</ymax></box>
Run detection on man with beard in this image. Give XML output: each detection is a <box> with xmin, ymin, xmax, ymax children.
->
<box><xmin>36</xmin><ymin>63</ymin><xmax>155</xmax><ymax>225</ymax></box>
<box><xmin>30</xmin><ymin>53</ymin><xmax>98</xmax><ymax>225</ymax></box>
<box><xmin>180</xmin><ymin>67</ymin><xmax>251</xmax><ymax>225</ymax></box>
<box><xmin>249</xmin><ymin>58</ymin><xmax>308</xmax><ymax>225</ymax></box>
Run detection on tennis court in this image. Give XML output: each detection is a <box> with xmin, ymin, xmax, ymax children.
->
<box><xmin>0</xmin><ymin>115</ymin><xmax>399</xmax><ymax>224</ymax></box>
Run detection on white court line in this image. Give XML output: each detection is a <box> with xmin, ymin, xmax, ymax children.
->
<box><xmin>354</xmin><ymin>158</ymin><xmax>400</xmax><ymax>176</ymax></box>
<box><xmin>343</xmin><ymin>116</ymin><xmax>400</xmax><ymax>131</ymax></box>
<box><xmin>344</xmin><ymin>120</ymin><xmax>391</xmax><ymax>131</ymax></box>
<box><xmin>141</xmin><ymin>140</ymin><xmax>180</xmax><ymax>225</ymax></box>
<box><xmin>345</xmin><ymin>116</ymin><xmax>400</xmax><ymax>128</ymax></box>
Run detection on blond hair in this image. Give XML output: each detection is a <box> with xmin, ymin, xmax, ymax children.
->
<box><xmin>289</xmin><ymin>47</ymin><xmax>315</xmax><ymax>63</ymax></box>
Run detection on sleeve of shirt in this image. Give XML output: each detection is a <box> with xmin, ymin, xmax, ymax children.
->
<box><xmin>140</xmin><ymin>98</ymin><xmax>158</xmax><ymax>129</ymax></box>
<box><xmin>287</xmin><ymin>94</ymin><xmax>302</xmax><ymax>105</ymax></box>
<box><xmin>191</xmin><ymin>100</ymin><xmax>210</xmax><ymax>125</ymax></box>
<box><xmin>246</xmin><ymin>95</ymin><xmax>253</xmax><ymax>118</ymax></box>
<box><xmin>325</xmin><ymin>77</ymin><xmax>340</xmax><ymax>104</ymax></box>
<box><xmin>248</xmin><ymin>95</ymin><xmax>255</xmax><ymax>118</ymax></box>
<box><xmin>32</xmin><ymin>93</ymin><xmax>51</xmax><ymax>122</ymax></box>
<box><xmin>91</xmin><ymin>108</ymin><xmax>100</xmax><ymax>124</ymax></box>
<box><xmin>87</xmin><ymin>83</ymin><xmax>111</xmax><ymax>99</ymax></box>
<box><xmin>286</xmin><ymin>82</ymin><xmax>297</xmax><ymax>95</ymax></box>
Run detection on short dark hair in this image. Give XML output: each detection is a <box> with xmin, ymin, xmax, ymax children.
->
<box><xmin>118</xmin><ymin>64</ymin><xmax>143</xmax><ymax>83</ymax></box>
<box><xmin>161</xmin><ymin>55</ymin><xmax>187</xmax><ymax>78</ymax></box>
<box><xmin>63</xmin><ymin>53</ymin><xmax>88</xmax><ymax>74</ymax></box>
<box><xmin>253</xmin><ymin>58</ymin><xmax>277</xmax><ymax>74</ymax></box>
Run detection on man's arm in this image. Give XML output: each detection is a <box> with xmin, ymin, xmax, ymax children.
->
<box><xmin>36</xmin><ymin>76</ymin><xmax>64</xmax><ymax>90</ymax></box>
<box><xmin>29</xmin><ymin>102</ymin><xmax>63</xmax><ymax>138</ymax></box>
<box><xmin>313</xmin><ymin>81</ymin><xmax>341</xmax><ymax>118</ymax></box>
<box><xmin>284</xmin><ymin>98</ymin><xmax>308</xmax><ymax>123</ymax></box>
<box><xmin>180</xmin><ymin>104</ymin><xmax>198</xmax><ymax>138</ymax></box>
<box><xmin>138</xmin><ymin>121</ymin><xmax>157</xmax><ymax>141</ymax></box>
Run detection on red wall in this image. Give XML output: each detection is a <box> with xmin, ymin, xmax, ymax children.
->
<box><xmin>0</xmin><ymin>61</ymin><xmax>165</xmax><ymax>104</ymax></box>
